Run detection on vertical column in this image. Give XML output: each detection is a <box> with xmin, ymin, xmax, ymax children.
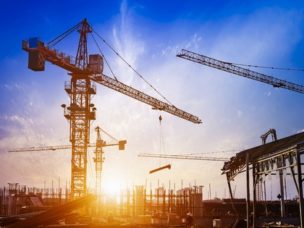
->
<box><xmin>150</xmin><ymin>188</ymin><xmax>152</xmax><ymax>215</ymax></box>
<box><xmin>279</xmin><ymin>168</ymin><xmax>285</xmax><ymax>218</ymax></box>
<box><xmin>246</xmin><ymin>153</ymin><xmax>250</xmax><ymax>228</ymax></box>
<box><xmin>252</xmin><ymin>163</ymin><xmax>256</xmax><ymax>228</ymax></box>
<box><xmin>227</xmin><ymin>176</ymin><xmax>239</xmax><ymax>225</ymax></box>
<box><xmin>64</xmin><ymin>76</ymin><xmax>96</xmax><ymax>199</ymax></box>
<box><xmin>296</xmin><ymin>146</ymin><xmax>304</xmax><ymax>227</ymax></box>
<box><xmin>132</xmin><ymin>187</ymin><xmax>135</xmax><ymax>217</ymax></box>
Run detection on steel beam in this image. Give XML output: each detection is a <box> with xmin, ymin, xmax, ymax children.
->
<box><xmin>296</xmin><ymin>145</ymin><xmax>304</xmax><ymax>227</ymax></box>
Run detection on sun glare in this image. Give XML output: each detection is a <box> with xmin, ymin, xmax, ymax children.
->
<box><xmin>103</xmin><ymin>180</ymin><xmax>123</xmax><ymax>196</ymax></box>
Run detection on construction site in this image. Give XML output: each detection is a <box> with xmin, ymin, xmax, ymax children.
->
<box><xmin>1</xmin><ymin>1</ymin><xmax>304</xmax><ymax>228</ymax></box>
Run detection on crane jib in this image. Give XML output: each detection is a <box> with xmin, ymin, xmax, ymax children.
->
<box><xmin>177</xmin><ymin>49</ymin><xmax>304</xmax><ymax>94</ymax></box>
<box><xmin>22</xmin><ymin>40</ymin><xmax>202</xmax><ymax>124</ymax></box>
<box><xmin>90</xmin><ymin>74</ymin><xmax>202</xmax><ymax>124</ymax></box>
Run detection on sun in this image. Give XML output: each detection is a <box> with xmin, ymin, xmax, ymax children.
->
<box><xmin>102</xmin><ymin>180</ymin><xmax>123</xmax><ymax>197</ymax></box>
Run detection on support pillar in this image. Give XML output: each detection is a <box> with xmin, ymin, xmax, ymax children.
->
<box><xmin>227</xmin><ymin>175</ymin><xmax>239</xmax><ymax>227</ymax></box>
<box><xmin>246</xmin><ymin>153</ymin><xmax>250</xmax><ymax>228</ymax></box>
<box><xmin>252</xmin><ymin>163</ymin><xmax>257</xmax><ymax>228</ymax></box>
<box><xmin>279</xmin><ymin>169</ymin><xmax>285</xmax><ymax>218</ymax></box>
<box><xmin>290</xmin><ymin>166</ymin><xmax>299</xmax><ymax>194</ymax></box>
<box><xmin>296</xmin><ymin>147</ymin><xmax>304</xmax><ymax>227</ymax></box>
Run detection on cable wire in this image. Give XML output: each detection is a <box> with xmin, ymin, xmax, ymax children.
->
<box><xmin>91</xmin><ymin>33</ymin><xmax>118</xmax><ymax>80</ymax></box>
<box><xmin>159</xmin><ymin>115</ymin><xmax>163</xmax><ymax>166</ymax></box>
<box><xmin>47</xmin><ymin>21</ymin><xmax>174</xmax><ymax>106</ymax></box>
<box><xmin>225</xmin><ymin>61</ymin><xmax>304</xmax><ymax>72</ymax></box>
<box><xmin>99</xmin><ymin>128</ymin><xmax>118</xmax><ymax>142</ymax></box>
<box><xmin>47</xmin><ymin>21</ymin><xmax>82</xmax><ymax>47</ymax></box>
<box><xmin>187</xmin><ymin>149</ymin><xmax>242</xmax><ymax>156</ymax></box>
<box><xmin>92</xmin><ymin>29</ymin><xmax>173</xmax><ymax>105</ymax></box>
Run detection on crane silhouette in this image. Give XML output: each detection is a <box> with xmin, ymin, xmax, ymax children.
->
<box><xmin>22</xmin><ymin>19</ymin><xmax>201</xmax><ymax>198</ymax></box>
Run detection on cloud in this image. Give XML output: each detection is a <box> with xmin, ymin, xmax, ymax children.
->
<box><xmin>0</xmin><ymin>3</ymin><xmax>303</xmax><ymax>199</ymax></box>
<box><xmin>2</xmin><ymin>83</ymin><xmax>24</xmax><ymax>91</ymax></box>
<box><xmin>109</xmin><ymin>0</ymin><xmax>145</xmax><ymax>84</ymax></box>
<box><xmin>95</xmin><ymin>5</ymin><xmax>304</xmax><ymax>198</ymax></box>
<box><xmin>160</xmin><ymin>33</ymin><xmax>203</xmax><ymax>57</ymax></box>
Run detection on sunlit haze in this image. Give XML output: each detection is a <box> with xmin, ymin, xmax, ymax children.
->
<box><xmin>1</xmin><ymin>0</ymin><xmax>304</xmax><ymax>201</ymax></box>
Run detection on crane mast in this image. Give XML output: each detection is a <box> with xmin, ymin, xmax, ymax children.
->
<box><xmin>94</xmin><ymin>126</ymin><xmax>104</xmax><ymax>195</ymax></box>
<box><xmin>60</xmin><ymin>20</ymin><xmax>94</xmax><ymax>198</ymax></box>
<box><xmin>177</xmin><ymin>49</ymin><xmax>304</xmax><ymax>94</ymax></box>
<box><xmin>9</xmin><ymin>126</ymin><xmax>126</xmax><ymax>197</ymax></box>
<box><xmin>22</xmin><ymin>19</ymin><xmax>201</xmax><ymax>199</ymax></box>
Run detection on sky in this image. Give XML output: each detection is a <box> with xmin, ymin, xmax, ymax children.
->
<box><xmin>0</xmin><ymin>0</ymin><xmax>304</xmax><ymax>199</ymax></box>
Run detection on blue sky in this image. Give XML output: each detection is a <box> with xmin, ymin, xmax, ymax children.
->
<box><xmin>0</xmin><ymin>0</ymin><xmax>304</xmax><ymax>198</ymax></box>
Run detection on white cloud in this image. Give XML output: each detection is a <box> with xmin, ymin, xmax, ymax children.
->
<box><xmin>110</xmin><ymin>0</ymin><xmax>145</xmax><ymax>85</ymax></box>
<box><xmin>0</xmin><ymin>3</ymin><xmax>303</xmax><ymax>199</ymax></box>
<box><xmin>96</xmin><ymin>5</ymin><xmax>304</xmax><ymax>198</ymax></box>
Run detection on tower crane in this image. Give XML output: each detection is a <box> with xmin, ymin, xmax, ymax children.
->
<box><xmin>138</xmin><ymin>153</ymin><xmax>229</xmax><ymax>161</ymax></box>
<box><xmin>93</xmin><ymin>126</ymin><xmax>126</xmax><ymax>195</ymax></box>
<box><xmin>177</xmin><ymin>49</ymin><xmax>304</xmax><ymax>94</ymax></box>
<box><xmin>9</xmin><ymin>126</ymin><xmax>126</xmax><ymax>196</ymax></box>
<box><xmin>22</xmin><ymin>19</ymin><xmax>201</xmax><ymax>198</ymax></box>
<box><xmin>8</xmin><ymin>141</ymin><xmax>125</xmax><ymax>152</ymax></box>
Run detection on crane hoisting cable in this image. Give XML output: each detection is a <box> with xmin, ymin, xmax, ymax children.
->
<box><xmin>148</xmin><ymin>115</ymin><xmax>172</xmax><ymax>174</ymax></box>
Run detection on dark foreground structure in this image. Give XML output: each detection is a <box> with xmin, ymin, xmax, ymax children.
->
<box><xmin>1</xmin><ymin>182</ymin><xmax>301</xmax><ymax>227</ymax></box>
<box><xmin>222</xmin><ymin>131</ymin><xmax>304</xmax><ymax>227</ymax></box>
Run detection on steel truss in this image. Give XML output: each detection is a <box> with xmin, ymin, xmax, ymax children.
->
<box><xmin>225</xmin><ymin>144</ymin><xmax>304</xmax><ymax>227</ymax></box>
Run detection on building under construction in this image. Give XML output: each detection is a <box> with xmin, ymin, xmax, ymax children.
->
<box><xmin>0</xmin><ymin>180</ymin><xmax>302</xmax><ymax>227</ymax></box>
<box><xmin>1</xmin><ymin>16</ymin><xmax>304</xmax><ymax>228</ymax></box>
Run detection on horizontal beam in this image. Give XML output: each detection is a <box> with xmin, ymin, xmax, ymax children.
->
<box><xmin>8</xmin><ymin>142</ymin><xmax>121</xmax><ymax>152</ymax></box>
<box><xmin>90</xmin><ymin>74</ymin><xmax>202</xmax><ymax>124</ymax></box>
<box><xmin>138</xmin><ymin>153</ymin><xmax>228</xmax><ymax>161</ymax></box>
<box><xmin>177</xmin><ymin>49</ymin><xmax>304</xmax><ymax>94</ymax></box>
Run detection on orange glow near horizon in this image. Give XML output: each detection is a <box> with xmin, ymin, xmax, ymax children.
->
<box><xmin>102</xmin><ymin>179</ymin><xmax>124</xmax><ymax>197</ymax></box>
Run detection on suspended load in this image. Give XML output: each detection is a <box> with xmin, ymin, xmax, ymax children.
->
<box><xmin>149</xmin><ymin>164</ymin><xmax>171</xmax><ymax>174</ymax></box>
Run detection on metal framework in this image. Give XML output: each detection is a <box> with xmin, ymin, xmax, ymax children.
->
<box><xmin>65</xmin><ymin>76</ymin><xmax>94</xmax><ymax>198</ymax></box>
<box><xmin>138</xmin><ymin>153</ymin><xmax>228</xmax><ymax>161</ymax></box>
<box><xmin>75</xmin><ymin>20</ymin><xmax>91</xmax><ymax>69</ymax></box>
<box><xmin>94</xmin><ymin>127</ymin><xmax>104</xmax><ymax>195</ymax></box>
<box><xmin>62</xmin><ymin>20</ymin><xmax>94</xmax><ymax>198</ymax></box>
<box><xmin>9</xmin><ymin>126</ymin><xmax>126</xmax><ymax>198</ymax></box>
<box><xmin>261</xmin><ymin>128</ymin><xmax>277</xmax><ymax>145</ymax></box>
<box><xmin>8</xmin><ymin>142</ymin><xmax>123</xmax><ymax>152</ymax></box>
<box><xmin>177</xmin><ymin>49</ymin><xmax>304</xmax><ymax>94</ymax></box>
<box><xmin>90</xmin><ymin>75</ymin><xmax>201</xmax><ymax>123</ymax></box>
<box><xmin>22</xmin><ymin>19</ymin><xmax>201</xmax><ymax>198</ymax></box>
<box><xmin>222</xmin><ymin>132</ymin><xmax>304</xmax><ymax>227</ymax></box>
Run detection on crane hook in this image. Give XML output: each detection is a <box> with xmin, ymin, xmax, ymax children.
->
<box><xmin>159</xmin><ymin>115</ymin><xmax>162</xmax><ymax>124</ymax></box>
